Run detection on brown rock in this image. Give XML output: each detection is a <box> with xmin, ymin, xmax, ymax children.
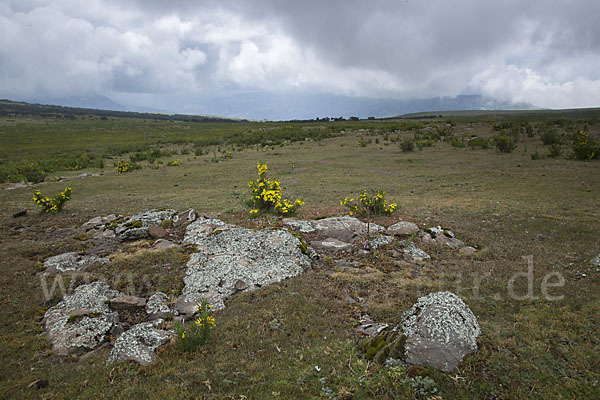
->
<box><xmin>234</xmin><ymin>279</ymin><xmax>247</xmax><ymax>291</ymax></box>
<box><xmin>148</xmin><ymin>225</ymin><xmax>167</xmax><ymax>239</ymax></box>
<box><xmin>110</xmin><ymin>296</ymin><xmax>146</xmax><ymax>310</ymax></box>
<box><xmin>150</xmin><ymin>239</ymin><xmax>178</xmax><ymax>251</ymax></box>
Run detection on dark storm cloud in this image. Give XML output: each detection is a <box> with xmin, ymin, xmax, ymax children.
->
<box><xmin>1</xmin><ymin>0</ymin><xmax>599</xmax><ymax>109</ymax></box>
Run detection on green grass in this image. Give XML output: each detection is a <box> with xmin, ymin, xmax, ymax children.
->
<box><xmin>0</xmin><ymin>111</ymin><xmax>599</xmax><ymax>398</ymax></box>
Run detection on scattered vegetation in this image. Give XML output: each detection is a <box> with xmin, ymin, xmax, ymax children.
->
<box><xmin>32</xmin><ymin>186</ymin><xmax>72</xmax><ymax>214</ymax></box>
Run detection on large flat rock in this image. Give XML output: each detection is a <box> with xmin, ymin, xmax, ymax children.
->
<box><xmin>180</xmin><ymin>221</ymin><xmax>312</xmax><ymax>311</ymax></box>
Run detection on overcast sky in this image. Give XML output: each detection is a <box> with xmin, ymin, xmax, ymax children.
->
<box><xmin>1</xmin><ymin>0</ymin><xmax>599</xmax><ymax>114</ymax></box>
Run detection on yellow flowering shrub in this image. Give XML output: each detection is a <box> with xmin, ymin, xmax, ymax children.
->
<box><xmin>167</xmin><ymin>159</ymin><xmax>181</xmax><ymax>166</ymax></box>
<box><xmin>116</xmin><ymin>160</ymin><xmax>130</xmax><ymax>173</ymax></box>
<box><xmin>173</xmin><ymin>298</ymin><xmax>216</xmax><ymax>352</ymax></box>
<box><xmin>247</xmin><ymin>162</ymin><xmax>304</xmax><ymax>216</ymax></box>
<box><xmin>33</xmin><ymin>186</ymin><xmax>72</xmax><ymax>214</ymax></box>
<box><xmin>341</xmin><ymin>190</ymin><xmax>397</xmax><ymax>217</ymax></box>
<box><xmin>571</xmin><ymin>131</ymin><xmax>599</xmax><ymax>160</ymax></box>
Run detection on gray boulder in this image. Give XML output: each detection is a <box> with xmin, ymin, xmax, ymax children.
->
<box><xmin>43</xmin><ymin>281</ymin><xmax>122</xmax><ymax>356</ymax></box>
<box><xmin>363</xmin><ymin>292</ymin><xmax>480</xmax><ymax>373</ymax></box>
<box><xmin>44</xmin><ymin>252</ymin><xmax>108</xmax><ymax>273</ymax></box>
<box><xmin>402</xmin><ymin>242</ymin><xmax>430</xmax><ymax>261</ymax></box>
<box><xmin>180</xmin><ymin>222</ymin><xmax>312</xmax><ymax>310</ymax></box>
<box><xmin>591</xmin><ymin>254</ymin><xmax>600</xmax><ymax>266</ymax></box>
<box><xmin>368</xmin><ymin>235</ymin><xmax>395</xmax><ymax>250</ymax></box>
<box><xmin>311</xmin><ymin>216</ymin><xmax>384</xmax><ymax>241</ymax></box>
<box><xmin>106</xmin><ymin>321</ymin><xmax>172</xmax><ymax>366</ymax></box>
<box><xmin>400</xmin><ymin>291</ymin><xmax>480</xmax><ymax>372</ymax></box>
<box><xmin>146</xmin><ymin>292</ymin><xmax>171</xmax><ymax>320</ymax></box>
<box><xmin>282</xmin><ymin>218</ymin><xmax>316</xmax><ymax>233</ymax></box>
<box><xmin>421</xmin><ymin>226</ymin><xmax>464</xmax><ymax>249</ymax></box>
<box><xmin>114</xmin><ymin>209</ymin><xmax>178</xmax><ymax>240</ymax></box>
<box><xmin>386</xmin><ymin>221</ymin><xmax>419</xmax><ymax>237</ymax></box>
<box><xmin>310</xmin><ymin>238</ymin><xmax>353</xmax><ymax>253</ymax></box>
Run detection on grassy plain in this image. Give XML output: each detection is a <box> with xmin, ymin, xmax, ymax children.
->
<box><xmin>0</xmin><ymin>109</ymin><xmax>599</xmax><ymax>399</ymax></box>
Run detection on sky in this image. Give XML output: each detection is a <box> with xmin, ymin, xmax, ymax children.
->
<box><xmin>1</xmin><ymin>0</ymin><xmax>599</xmax><ymax>118</ymax></box>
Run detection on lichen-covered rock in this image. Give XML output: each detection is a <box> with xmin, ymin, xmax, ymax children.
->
<box><xmin>183</xmin><ymin>217</ymin><xmax>237</xmax><ymax>244</ymax></box>
<box><xmin>146</xmin><ymin>292</ymin><xmax>171</xmax><ymax>320</ymax></box>
<box><xmin>591</xmin><ymin>254</ymin><xmax>600</xmax><ymax>266</ymax></box>
<box><xmin>44</xmin><ymin>252</ymin><xmax>108</xmax><ymax>273</ymax></box>
<box><xmin>311</xmin><ymin>216</ymin><xmax>384</xmax><ymax>241</ymax></box>
<box><xmin>403</xmin><ymin>242</ymin><xmax>430</xmax><ymax>261</ymax></box>
<box><xmin>310</xmin><ymin>238</ymin><xmax>353</xmax><ymax>252</ymax></box>
<box><xmin>43</xmin><ymin>281</ymin><xmax>122</xmax><ymax>356</ymax></box>
<box><xmin>106</xmin><ymin>321</ymin><xmax>172</xmax><ymax>366</ymax></box>
<box><xmin>173</xmin><ymin>209</ymin><xmax>198</xmax><ymax>228</ymax></box>
<box><xmin>81</xmin><ymin>214</ymin><xmax>121</xmax><ymax>231</ymax></box>
<box><xmin>282</xmin><ymin>218</ymin><xmax>316</xmax><ymax>233</ymax></box>
<box><xmin>369</xmin><ymin>235</ymin><xmax>395</xmax><ymax>249</ymax></box>
<box><xmin>421</xmin><ymin>226</ymin><xmax>464</xmax><ymax>249</ymax></box>
<box><xmin>386</xmin><ymin>221</ymin><xmax>419</xmax><ymax>237</ymax></box>
<box><xmin>114</xmin><ymin>209</ymin><xmax>178</xmax><ymax>240</ymax></box>
<box><xmin>363</xmin><ymin>292</ymin><xmax>480</xmax><ymax>373</ymax></box>
<box><xmin>181</xmin><ymin>222</ymin><xmax>312</xmax><ymax>310</ymax></box>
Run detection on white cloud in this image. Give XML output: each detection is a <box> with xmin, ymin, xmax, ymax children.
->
<box><xmin>471</xmin><ymin>64</ymin><xmax>600</xmax><ymax>109</ymax></box>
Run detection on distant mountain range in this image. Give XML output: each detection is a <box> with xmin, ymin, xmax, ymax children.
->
<box><xmin>16</xmin><ymin>92</ymin><xmax>536</xmax><ymax>121</ymax></box>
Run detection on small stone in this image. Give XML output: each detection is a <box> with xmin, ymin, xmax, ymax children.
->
<box><xmin>110</xmin><ymin>296</ymin><xmax>146</xmax><ymax>310</ymax></box>
<box><xmin>12</xmin><ymin>210</ymin><xmax>27</xmax><ymax>218</ymax></box>
<box><xmin>403</xmin><ymin>242</ymin><xmax>430</xmax><ymax>261</ymax></box>
<box><xmin>28</xmin><ymin>379</ymin><xmax>49</xmax><ymax>389</ymax></box>
<box><xmin>151</xmin><ymin>239</ymin><xmax>178</xmax><ymax>251</ymax></box>
<box><xmin>310</xmin><ymin>238</ymin><xmax>353</xmax><ymax>252</ymax></box>
<box><xmin>234</xmin><ymin>279</ymin><xmax>248</xmax><ymax>291</ymax></box>
<box><xmin>356</xmin><ymin>323</ymin><xmax>389</xmax><ymax>337</ymax></box>
<box><xmin>459</xmin><ymin>246</ymin><xmax>477</xmax><ymax>255</ymax></box>
<box><xmin>148</xmin><ymin>225</ymin><xmax>168</xmax><ymax>239</ymax></box>
<box><xmin>591</xmin><ymin>254</ymin><xmax>600</xmax><ymax>266</ymax></box>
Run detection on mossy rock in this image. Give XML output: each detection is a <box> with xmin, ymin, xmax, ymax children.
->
<box><xmin>286</xmin><ymin>229</ymin><xmax>308</xmax><ymax>255</ymax></box>
<box><xmin>362</xmin><ymin>329</ymin><xmax>407</xmax><ymax>364</ymax></box>
<box><xmin>161</xmin><ymin>219</ymin><xmax>173</xmax><ymax>229</ymax></box>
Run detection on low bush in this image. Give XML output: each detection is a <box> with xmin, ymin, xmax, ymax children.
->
<box><xmin>341</xmin><ymin>190</ymin><xmax>397</xmax><ymax>217</ymax></box>
<box><xmin>494</xmin><ymin>134</ymin><xmax>517</xmax><ymax>153</ymax></box>
<box><xmin>247</xmin><ymin>163</ymin><xmax>304</xmax><ymax>216</ymax></box>
<box><xmin>32</xmin><ymin>186</ymin><xmax>72</xmax><ymax>214</ymax></box>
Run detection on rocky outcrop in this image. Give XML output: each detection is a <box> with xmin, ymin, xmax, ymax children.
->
<box><xmin>363</xmin><ymin>291</ymin><xmax>480</xmax><ymax>373</ymax></box>
<box><xmin>180</xmin><ymin>220</ymin><xmax>313</xmax><ymax>311</ymax></box>
<box><xmin>44</xmin><ymin>252</ymin><xmax>108</xmax><ymax>273</ymax></box>
<box><xmin>43</xmin><ymin>282</ymin><xmax>122</xmax><ymax>356</ymax></box>
<box><xmin>106</xmin><ymin>321</ymin><xmax>172</xmax><ymax>366</ymax></box>
<box><xmin>113</xmin><ymin>209</ymin><xmax>178</xmax><ymax>240</ymax></box>
<box><xmin>421</xmin><ymin>226</ymin><xmax>464</xmax><ymax>249</ymax></box>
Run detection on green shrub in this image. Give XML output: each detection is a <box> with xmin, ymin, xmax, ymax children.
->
<box><xmin>340</xmin><ymin>190</ymin><xmax>397</xmax><ymax>217</ymax></box>
<box><xmin>173</xmin><ymin>298</ymin><xmax>215</xmax><ymax>352</ymax></box>
<box><xmin>167</xmin><ymin>159</ymin><xmax>181</xmax><ymax>166</ymax></box>
<box><xmin>248</xmin><ymin>163</ymin><xmax>303</xmax><ymax>216</ymax></box>
<box><xmin>540</xmin><ymin>129</ymin><xmax>562</xmax><ymax>145</ymax></box>
<box><xmin>468</xmin><ymin>137</ymin><xmax>489</xmax><ymax>149</ymax></box>
<box><xmin>33</xmin><ymin>186</ymin><xmax>72</xmax><ymax>214</ymax></box>
<box><xmin>531</xmin><ymin>148</ymin><xmax>543</xmax><ymax>160</ymax></box>
<box><xmin>494</xmin><ymin>134</ymin><xmax>517</xmax><ymax>153</ymax></box>
<box><xmin>18</xmin><ymin>162</ymin><xmax>46</xmax><ymax>183</ymax></box>
<box><xmin>400</xmin><ymin>138</ymin><xmax>414</xmax><ymax>152</ymax></box>
<box><xmin>547</xmin><ymin>143</ymin><xmax>563</xmax><ymax>158</ymax></box>
<box><xmin>570</xmin><ymin>131</ymin><xmax>599</xmax><ymax>160</ymax></box>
